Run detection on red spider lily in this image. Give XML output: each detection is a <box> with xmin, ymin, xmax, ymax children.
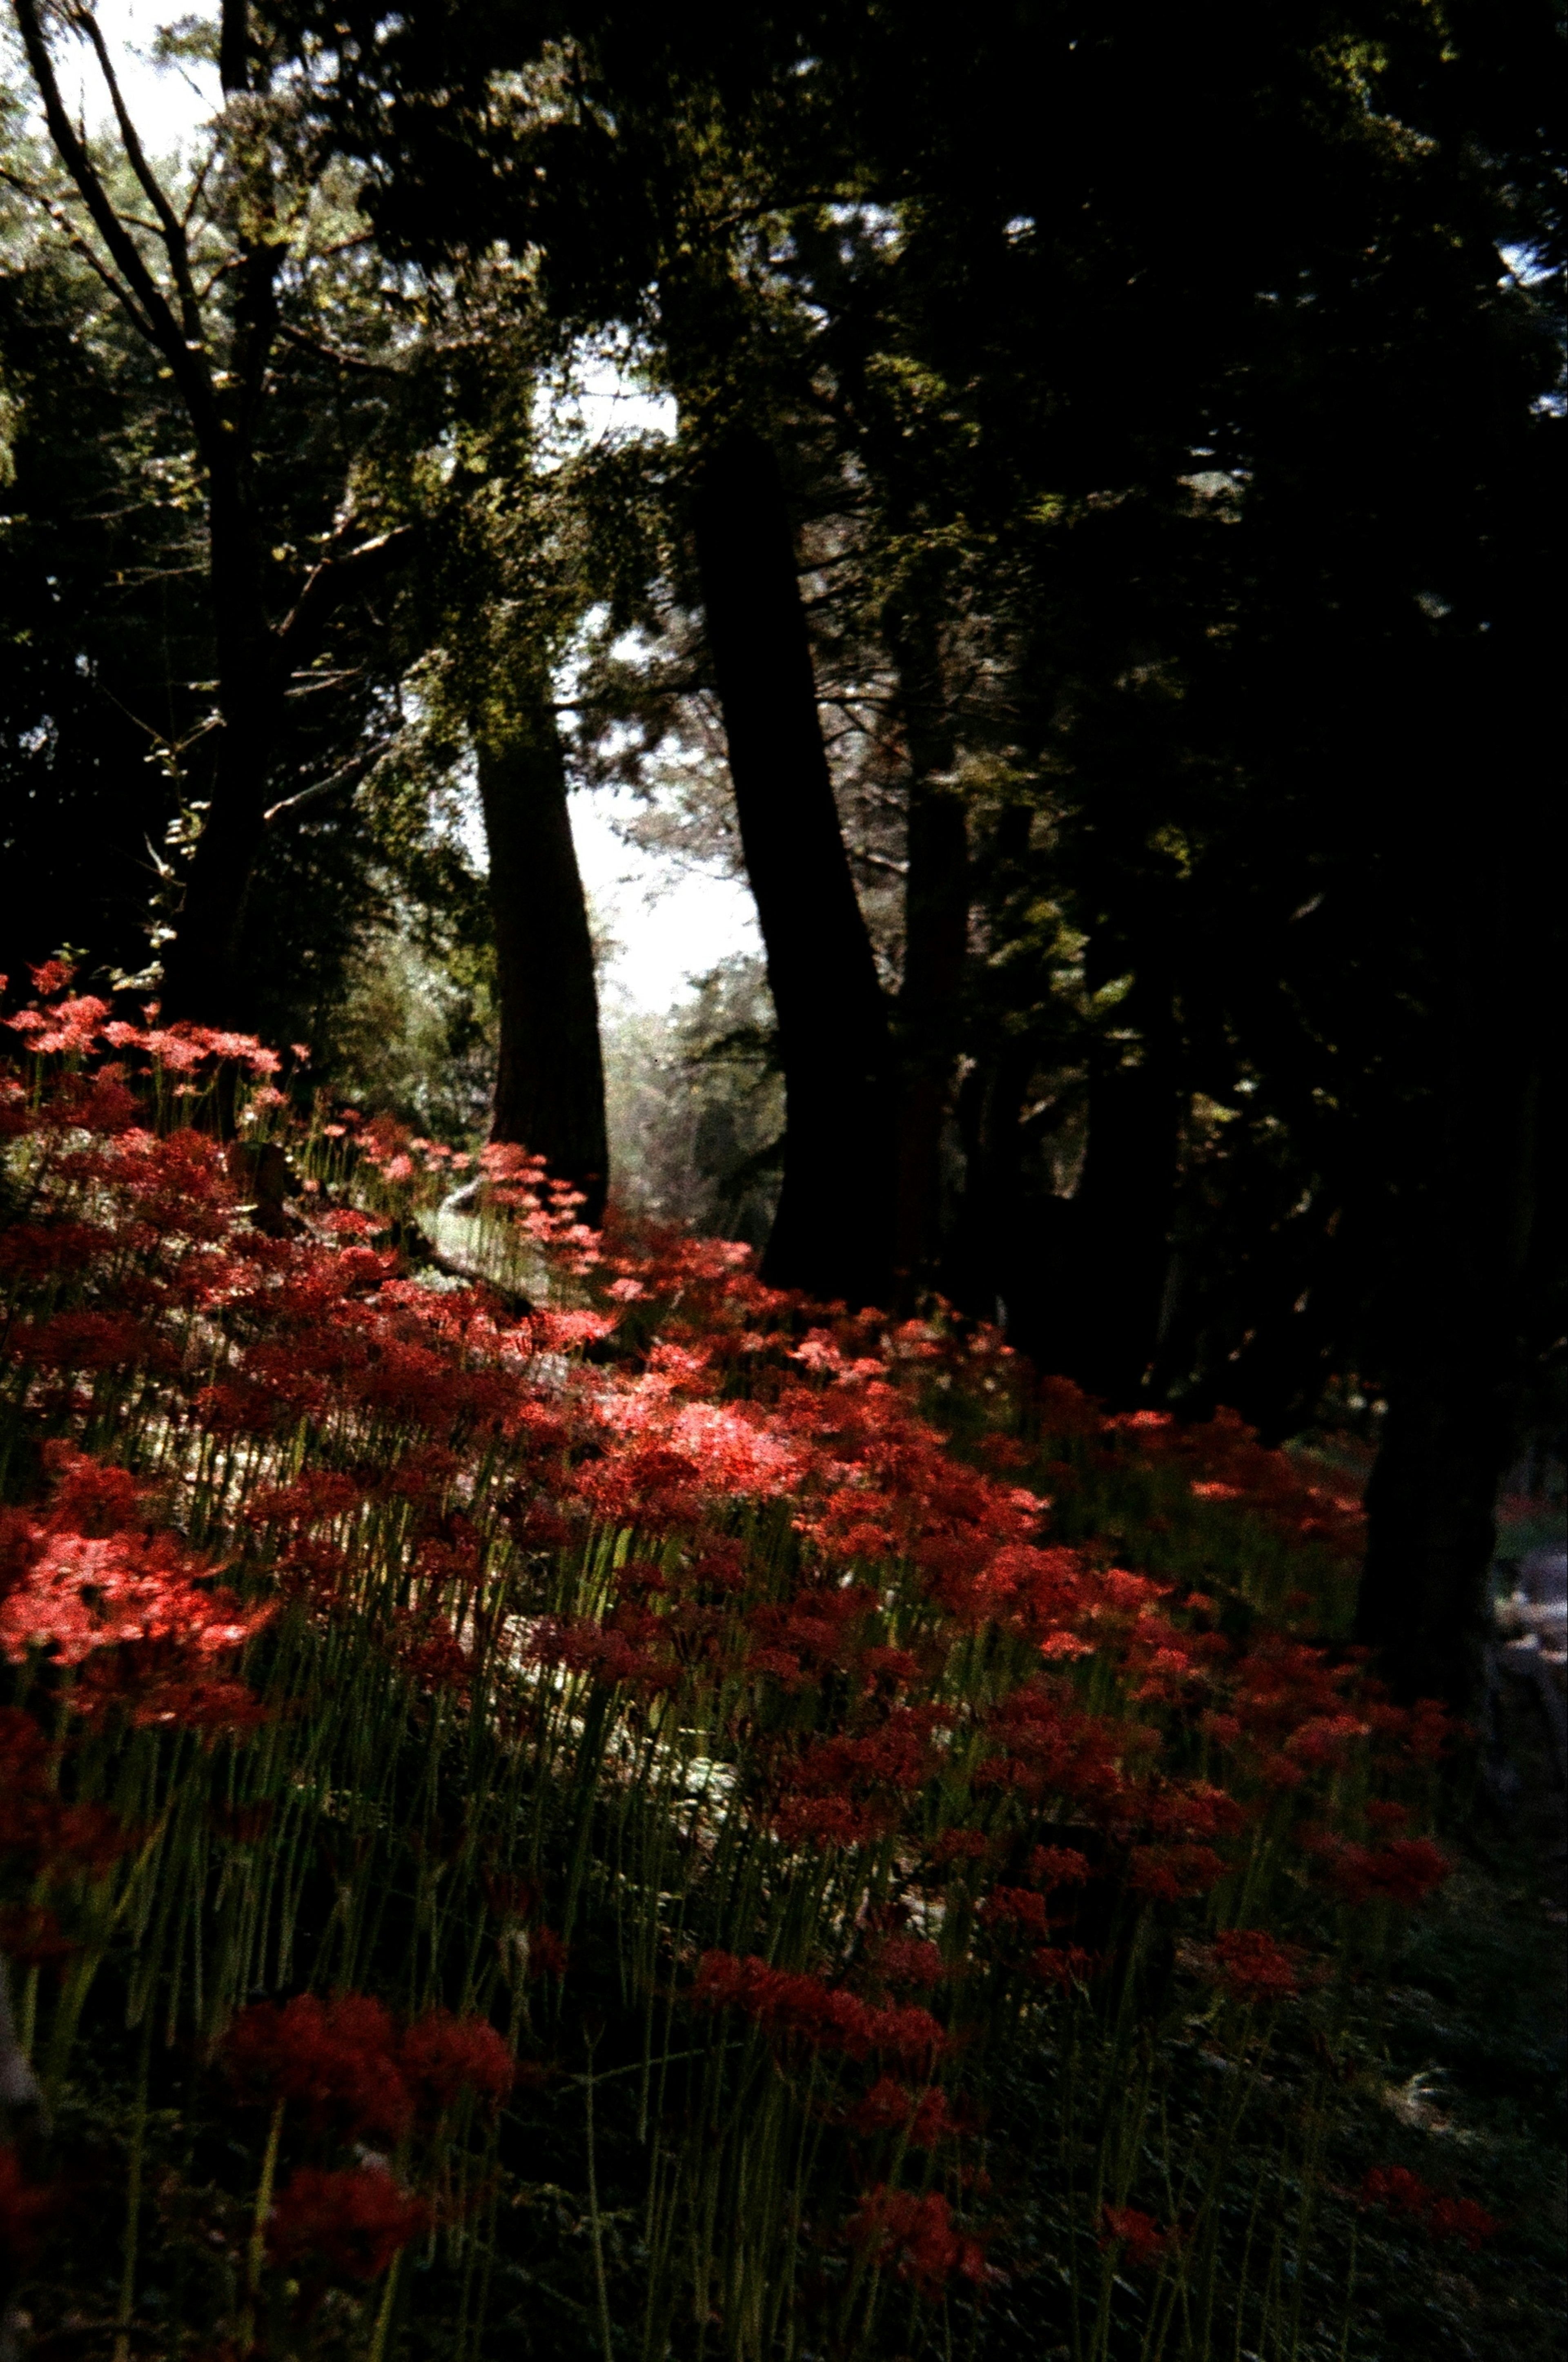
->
<box><xmin>1306</xmin><ymin>1834</ymin><xmax>1452</xmax><ymax>1907</ymax></box>
<box><xmin>1210</xmin><ymin>1929</ymin><xmax>1300</xmax><ymax>2001</ymax></box>
<box><xmin>773</xmin><ymin>1795</ymin><xmax>898</xmax><ymax>1848</ymax></box>
<box><xmin>0</xmin><ymin>1705</ymin><xmax>127</xmax><ymax>1875</ymax></box>
<box><xmin>222</xmin><ymin>1993</ymin><xmax>412</xmax><ymax>2141</ymax></box>
<box><xmin>846</xmin><ymin>2185</ymin><xmax>994</xmax><ymax>2295</ymax></box>
<box><xmin>1026</xmin><ymin>1845</ymin><xmax>1092</xmax><ymax>1890</ymax></box>
<box><xmin>1360</xmin><ymin>2169</ymin><xmax>1498</xmax><ymax>2248</ymax></box>
<box><xmin>1101</xmin><ymin>2206</ymin><xmax>1172</xmax><ymax>2266</ymax></box>
<box><xmin>1141</xmin><ymin>1783</ymin><xmax>1250</xmax><ymax>1842</ymax></box>
<box><xmin>1361</xmin><ymin>2165</ymin><xmax>1431</xmax><ymax>2216</ymax></box>
<box><xmin>871</xmin><ymin>1934</ymin><xmax>946</xmax><ymax>1989</ymax></box>
<box><xmin>1426</xmin><ymin>2196</ymin><xmax>1499</xmax><ymax>2251</ymax></box>
<box><xmin>849</xmin><ymin>2077</ymin><xmax>964</xmax><ymax>2147</ymax></box>
<box><xmin>0</xmin><ymin>1517</ymin><xmax>272</xmax><ymax>1674</ymax></box>
<box><xmin>850</xmin><ymin>2076</ymin><xmax>915</xmax><ymax>2135</ymax></box>
<box><xmin>973</xmin><ymin>1685</ymin><xmax>1129</xmax><ymax>1814</ymax></box>
<box><xmin>1285</xmin><ymin>1714</ymin><xmax>1370</xmax><ymax>1768</ymax></box>
<box><xmin>930</xmin><ymin>1830</ymin><xmax>989</xmax><ymax>1867</ymax></box>
<box><xmin>1028</xmin><ymin>1945</ymin><xmax>1102</xmax><ymax>1988</ymax></box>
<box><xmin>977</xmin><ymin>1886</ymin><xmax>1052</xmax><ymax>1941</ymax></box>
<box><xmin>692</xmin><ymin>1953</ymin><xmax>949</xmax><ymax>2070</ymax></box>
<box><xmin>1125</xmin><ymin>1844</ymin><xmax>1228</xmax><ymax>1903</ymax></box>
<box><xmin>267</xmin><ymin>2165</ymin><xmax>428</xmax><ymax>2281</ymax></box>
<box><xmin>0</xmin><ymin>2146</ymin><xmax>54</xmax><ymax>2262</ymax></box>
<box><xmin>400</xmin><ymin>2010</ymin><xmax>514</xmax><ymax>2117</ymax></box>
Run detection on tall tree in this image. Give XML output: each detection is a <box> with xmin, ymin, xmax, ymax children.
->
<box><xmin>9</xmin><ymin>0</ymin><xmax>411</xmax><ymax>1022</ymax></box>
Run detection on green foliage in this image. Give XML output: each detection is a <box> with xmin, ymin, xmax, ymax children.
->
<box><xmin>604</xmin><ymin>959</ymin><xmax>783</xmax><ymax>1246</ymax></box>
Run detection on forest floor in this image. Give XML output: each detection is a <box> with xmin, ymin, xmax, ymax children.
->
<box><xmin>1339</xmin><ymin>1653</ymin><xmax>1566</xmax><ymax>2362</ymax></box>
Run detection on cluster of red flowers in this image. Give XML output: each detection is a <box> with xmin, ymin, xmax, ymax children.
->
<box><xmin>1361</xmin><ymin>2168</ymin><xmax>1498</xmax><ymax>2251</ymax></box>
<box><xmin>692</xmin><ymin>1952</ymin><xmax>949</xmax><ymax>2070</ymax></box>
<box><xmin>0</xmin><ymin>1449</ymin><xmax>272</xmax><ymax>1729</ymax></box>
<box><xmin>0</xmin><ymin>1703</ymin><xmax>125</xmax><ymax>1879</ymax></box>
<box><xmin>223</xmin><ymin>1990</ymin><xmax>514</xmax><ymax>2136</ymax></box>
<box><xmin>267</xmin><ymin>2164</ymin><xmax>429</xmax><ymax>2280</ymax></box>
<box><xmin>849</xmin><ymin>2076</ymin><xmax>965</xmax><ymax>2148</ymax></box>
<box><xmin>1301</xmin><ymin>1832</ymin><xmax>1452</xmax><ymax>1908</ymax></box>
<box><xmin>1208</xmin><ymin>1928</ymin><xmax>1301</xmax><ymax>2001</ymax></box>
<box><xmin>846</xmin><ymin>2184</ymin><xmax>994</xmax><ymax>2293</ymax></box>
<box><xmin>0</xmin><ymin>969</ymin><xmax>1478</xmax><ymax>2327</ymax></box>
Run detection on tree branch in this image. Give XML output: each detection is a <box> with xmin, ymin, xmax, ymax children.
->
<box><xmin>274</xmin><ymin>527</ymin><xmax>413</xmax><ymax>667</ymax></box>
<box><xmin>11</xmin><ymin>0</ymin><xmax>220</xmax><ymax>449</ymax></box>
<box><xmin>66</xmin><ymin>0</ymin><xmax>206</xmax><ymax>352</ymax></box>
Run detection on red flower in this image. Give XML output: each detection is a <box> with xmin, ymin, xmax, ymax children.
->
<box><xmin>872</xmin><ymin>1933</ymin><xmax>946</xmax><ymax>1990</ymax></box>
<box><xmin>1427</xmin><ymin>2196</ymin><xmax>1499</xmax><ymax>2251</ymax></box>
<box><xmin>978</xmin><ymin>1886</ymin><xmax>1052</xmax><ymax>1940</ymax></box>
<box><xmin>1126</xmin><ymin>1844</ymin><xmax>1227</xmax><ymax>1903</ymax></box>
<box><xmin>222</xmin><ymin>1993</ymin><xmax>411</xmax><ymax>2140</ymax></box>
<box><xmin>930</xmin><ymin>1829</ymin><xmax>989</xmax><ymax>1866</ymax></box>
<box><xmin>1210</xmin><ymin>1929</ymin><xmax>1299</xmax><ymax>2002</ymax></box>
<box><xmin>1026</xmin><ymin>1845</ymin><xmax>1091</xmax><ymax>1890</ymax></box>
<box><xmin>1361</xmin><ymin>2168</ymin><xmax>1498</xmax><ymax>2248</ymax></box>
<box><xmin>692</xmin><ymin>1953</ymin><xmax>948</xmax><ymax>2069</ymax></box>
<box><xmin>1102</xmin><ymin>2206</ymin><xmax>1170</xmax><ymax>2267</ymax></box>
<box><xmin>1316</xmin><ymin>1837</ymin><xmax>1452</xmax><ymax>1908</ymax></box>
<box><xmin>401</xmin><ymin>2010</ymin><xmax>514</xmax><ymax>2116</ymax></box>
<box><xmin>267</xmin><ymin>2166</ymin><xmax>428</xmax><ymax>2281</ymax></box>
<box><xmin>846</xmin><ymin>2186</ymin><xmax>992</xmax><ymax>2294</ymax></box>
<box><xmin>1028</xmin><ymin>1945</ymin><xmax>1101</xmax><ymax>1989</ymax></box>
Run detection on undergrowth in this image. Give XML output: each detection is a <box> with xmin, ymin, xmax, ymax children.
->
<box><xmin>0</xmin><ymin>967</ymin><xmax>1558</xmax><ymax>2361</ymax></box>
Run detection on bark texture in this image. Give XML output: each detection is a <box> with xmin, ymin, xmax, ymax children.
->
<box><xmin>477</xmin><ymin>688</ymin><xmax>608</xmax><ymax>1224</ymax></box>
<box><xmin>889</xmin><ymin>613</ymin><xmax>969</xmax><ymax>1300</ymax></box>
<box><xmin>1356</xmin><ymin>1037</ymin><xmax>1543</xmax><ymax>1705</ymax></box>
<box><xmin>690</xmin><ymin>428</ymin><xmax>891</xmax><ymax>1306</ymax></box>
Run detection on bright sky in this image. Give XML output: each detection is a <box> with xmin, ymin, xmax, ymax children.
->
<box><xmin>45</xmin><ymin>2</ymin><xmax>760</xmax><ymax>1013</ymax></box>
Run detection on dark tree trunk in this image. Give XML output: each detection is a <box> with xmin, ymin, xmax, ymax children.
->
<box><xmin>476</xmin><ymin>684</ymin><xmax>608</xmax><ymax>1224</ymax></box>
<box><xmin>1352</xmin><ymin>620</ymin><xmax>1555</xmax><ymax>1711</ymax></box>
<box><xmin>158</xmin><ymin>475</ymin><xmax>278</xmax><ymax>1026</ymax></box>
<box><xmin>1355</xmin><ymin>1039</ymin><xmax>1541</xmax><ymax>1707</ymax></box>
<box><xmin>942</xmin><ymin>803</ymin><xmax>1036</xmax><ymax>1326</ymax></box>
<box><xmin>889</xmin><ymin>613</ymin><xmax>969</xmax><ymax>1301</ymax></box>
<box><xmin>1032</xmin><ymin>960</ymin><xmax>1182</xmax><ymax>1400</ymax></box>
<box><xmin>689</xmin><ymin>428</ymin><xmax>891</xmax><ymax>1306</ymax></box>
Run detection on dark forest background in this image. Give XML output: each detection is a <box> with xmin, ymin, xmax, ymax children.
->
<box><xmin>1</xmin><ymin>0</ymin><xmax>1563</xmax><ymax>1708</ymax></box>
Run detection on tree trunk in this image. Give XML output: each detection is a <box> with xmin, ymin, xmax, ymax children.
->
<box><xmin>476</xmin><ymin>683</ymin><xmax>608</xmax><ymax>1223</ymax></box>
<box><xmin>889</xmin><ymin>613</ymin><xmax>969</xmax><ymax>1301</ymax></box>
<box><xmin>145</xmin><ymin>463</ymin><xmax>279</xmax><ymax>1026</ymax></box>
<box><xmin>1355</xmin><ymin>1040</ymin><xmax>1541</xmax><ymax>1707</ymax></box>
<box><xmin>689</xmin><ymin>428</ymin><xmax>891</xmax><ymax>1306</ymax></box>
<box><xmin>1033</xmin><ymin>958</ymin><xmax>1182</xmax><ymax>1400</ymax></box>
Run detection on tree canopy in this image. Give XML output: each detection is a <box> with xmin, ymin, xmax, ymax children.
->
<box><xmin>1</xmin><ymin>0</ymin><xmax>1561</xmax><ymax>1700</ymax></box>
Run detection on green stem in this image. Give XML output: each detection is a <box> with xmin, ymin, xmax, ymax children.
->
<box><xmin>368</xmin><ymin>2245</ymin><xmax>403</xmax><ymax>2362</ymax></box>
<box><xmin>241</xmin><ymin>2096</ymin><xmax>286</xmax><ymax>2351</ymax></box>
<box><xmin>584</xmin><ymin>2037</ymin><xmax>615</xmax><ymax>2362</ymax></box>
<box><xmin>112</xmin><ymin>2011</ymin><xmax>155</xmax><ymax>2362</ymax></box>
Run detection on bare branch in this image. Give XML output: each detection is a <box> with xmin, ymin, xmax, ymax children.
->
<box><xmin>274</xmin><ymin>527</ymin><xmax>413</xmax><ymax>664</ymax></box>
<box><xmin>263</xmin><ymin>737</ymin><xmax>392</xmax><ymax>827</ymax></box>
<box><xmin>276</xmin><ymin>321</ymin><xmax>404</xmax><ymax>379</ymax></box>
<box><xmin>11</xmin><ymin>0</ymin><xmax>220</xmax><ymax>450</ymax></box>
<box><xmin>65</xmin><ymin>0</ymin><xmax>207</xmax><ymax>351</ymax></box>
